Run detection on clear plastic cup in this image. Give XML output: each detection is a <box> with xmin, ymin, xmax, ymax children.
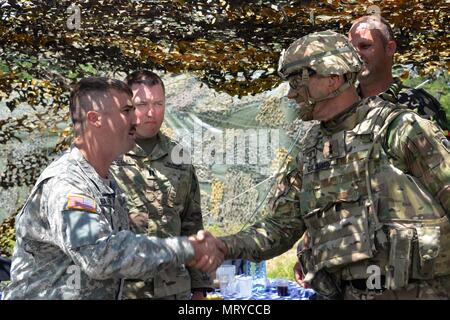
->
<box><xmin>216</xmin><ymin>265</ymin><xmax>236</xmax><ymax>281</ymax></box>
<box><xmin>218</xmin><ymin>274</ymin><xmax>234</xmax><ymax>296</ymax></box>
<box><xmin>216</xmin><ymin>265</ymin><xmax>236</xmax><ymax>296</ymax></box>
<box><xmin>236</xmin><ymin>275</ymin><xmax>253</xmax><ymax>298</ymax></box>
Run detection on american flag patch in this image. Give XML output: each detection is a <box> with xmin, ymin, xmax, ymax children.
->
<box><xmin>67</xmin><ymin>194</ymin><xmax>97</xmax><ymax>213</ymax></box>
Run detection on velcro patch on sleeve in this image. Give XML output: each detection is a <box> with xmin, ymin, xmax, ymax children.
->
<box><xmin>67</xmin><ymin>194</ymin><xmax>97</xmax><ymax>213</ymax></box>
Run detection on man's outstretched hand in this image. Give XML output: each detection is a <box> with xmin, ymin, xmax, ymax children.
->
<box><xmin>187</xmin><ymin>230</ymin><xmax>227</xmax><ymax>273</ymax></box>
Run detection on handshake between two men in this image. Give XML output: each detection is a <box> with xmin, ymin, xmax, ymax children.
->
<box><xmin>187</xmin><ymin>230</ymin><xmax>227</xmax><ymax>273</ymax></box>
<box><xmin>129</xmin><ymin>211</ymin><xmax>227</xmax><ymax>273</ymax></box>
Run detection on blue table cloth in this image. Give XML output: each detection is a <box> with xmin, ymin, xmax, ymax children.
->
<box><xmin>221</xmin><ymin>279</ymin><xmax>316</xmax><ymax>300</ymax></box>
<box><xmin>1</xmin><ymin>280</ymin><xmax>316</xmax><ymax>301</ymax></box>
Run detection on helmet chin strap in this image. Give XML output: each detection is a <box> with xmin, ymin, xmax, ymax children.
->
<box><xmin>296</xmin><ymin>69</ymin><xmax>352</xmax><ymax>121</ymax></box>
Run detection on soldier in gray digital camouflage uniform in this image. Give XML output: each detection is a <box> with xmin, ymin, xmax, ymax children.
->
<box><xmin>348</xmin><ymin>15</ymin><xmax>449</xmax><ymax>136</ymax></box>
<box><xmin>111</xmin><ymin>70</ymin><xmax>213</xmax><ymax>300</ymax></box>
<box><xmin>4</xmin><ymin>77</ymin><xmax>224</xmax><ymax>300</ymax></box>
<box><xmin>217</xmin><ymin>30</ymin><xmax>450</xmax><ymax>300</ymax></box>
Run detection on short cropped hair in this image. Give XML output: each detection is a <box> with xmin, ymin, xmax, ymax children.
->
<box><xmin>125</xmin><ymin>70</ymin><xmax>165</xmax><ymax>93</ymax></box>
<box><xmin>350</xmin><ymin>15</ymin><xmax>395</xmax><ymax>47</ymax></box>
<box><xmin>69</xmin><ymin>77</ymin><xmax>132</xmax><ymax>131</ymax></box>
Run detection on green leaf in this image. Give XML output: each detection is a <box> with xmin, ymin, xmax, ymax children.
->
<box><xmin>39</xmin><ymin>60</ymin><xmax>50</xmax><ymax>67</ymax></box>
<box><xmin>67</xmin><ymin>71</ymin><xmax>79</xmax><ymax>79</ymax></box>
<box><xmin>19</xmin><ymin>71</ymin><xmax>33</xmax><ymax>81</ymax></box>
<box><xmin>79</xmin><ymin>63</ymin><xmax>96</xmax><ymax>75</ymax></box>
<box><xmin>19</xmin><ymin>61</ymin><xmax>33</xmax><ymax>68</ymax></box>
<box><xmin>0</xmin><ymin>63</ymin><xmax>9</xmax><ymax>73</ymax></box>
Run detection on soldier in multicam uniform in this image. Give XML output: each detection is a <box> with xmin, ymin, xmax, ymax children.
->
<box><xmin>4</xmin><ymin>77</ymin><xmax>224</xmax><ymax>300</ymax></box>
<box><xmin>349</xmin><ymin>15</ymin><xmax>449</xmax><ymax>135</ymax></box>
<box><xmin>111</xmin><ymin>70</ymin><xmax>213</xmax><ymax>300</ymax></box>
<box><xmin>294</xmin><ymin>14</ymin><xmax>450</xmax><ymax>291</ymax></box>
<box><xmin>217</xmin><ymin>30</ymin><xmax>450</xmax><ymax>299</ymax></box>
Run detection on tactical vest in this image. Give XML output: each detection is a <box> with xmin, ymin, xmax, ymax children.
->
<box><xmin>299</xmin><ymin>99</ymin><xmax>450</xmax><ymax>290</ymax></box>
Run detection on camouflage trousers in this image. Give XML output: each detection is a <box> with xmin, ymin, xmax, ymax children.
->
<box><xmin>122</xmin><ymin>280</ymin><xmax>191</xmax><ymax>300</ymax></box>
<box><xmin>148</xmin><ymin>290</ymin><xmax>191</xmax><ymax>300</ymax></box>
<box><xmin>343</xmin><ymin>275</ymin><xmax>450</xmax><ymax>300</ymax></box>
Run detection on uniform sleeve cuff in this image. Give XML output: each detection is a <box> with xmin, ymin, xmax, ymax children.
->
<box><xmin>161</xmin><ymin>236</ymin><xmax>195</xmax><ymax>265</ymax></box>
<box><xmin>218</xmin><ymin>235</ymin><xmax>236</xmax><ymax>259</ymax></box>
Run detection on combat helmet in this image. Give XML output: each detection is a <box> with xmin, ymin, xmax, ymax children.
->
<box><xmin>277</xmin><ymin>30</ymin><xmax>362</xmax><ymax>121</ymax></box>
<box><xmin>278</xmin><ymin>30</ymin><xmax>362</xmax><ymax>83</ymax></box>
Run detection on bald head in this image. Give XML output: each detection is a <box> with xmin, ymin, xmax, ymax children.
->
<box><xmin>348</xmin><ymin>16</ymin><xmax>397</xmax><ymax>95</ymax></box>
<box><xmin>349</xmin><ymin>15</ymin><xmax>395</xmax><ymax>47</ymax></box>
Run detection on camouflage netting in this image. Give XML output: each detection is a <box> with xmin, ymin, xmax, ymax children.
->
<box><xmin>1</xmin><ymin>0</ymin><xmax>449</xmax><ymax>256</ymax></box>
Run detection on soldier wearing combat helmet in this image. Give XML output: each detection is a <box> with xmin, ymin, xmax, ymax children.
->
<box><xmin>277</xmin><ymin>30</ymin><xmax>362</xmax><ymax>121</ymax></box>
<box><xmin>215</xmin><ymin>30</ymin><xmax>450</xmax><ymax>300</ymax></box>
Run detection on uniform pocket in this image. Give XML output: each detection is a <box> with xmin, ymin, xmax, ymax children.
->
<box><xmin>385</xmin><ymin>228</ymin><xmax>414</xmax><ymax>290</ymax></box>
<box><xmin>153</xmin><ymin>266</ymin><xmax>191</xmax><ymax>297</ymax></box>
<box><xmin>304</xmin><ymin>202</ymin><xmax>375</xmax><ymax>272</ymax></box>
<box><xmin>411</xmin><ymin>226</ymin><xmax>441</xmax><ymax>279</ymax></box>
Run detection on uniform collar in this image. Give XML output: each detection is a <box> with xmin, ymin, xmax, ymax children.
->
<box><xmin>356</xmin><ymin>77</ymin><xmax>402</xmax><ymax>102</ymax></box>
<box><xmin>70</xmin><ymin>146</ymin><xmax>115</xmax><ymax>195</ymax></box>
<box><xmin>321</xmin><ymin>96</ymin><xmax>390</xmax><ymax>136</ymax></box>
<box><xmin>384</xmin><ymin>77</ymin><xmax>403</xmax><ymax>99</ymax></box>
<box><xmin>126</xmin><ymin>132</ymin><xmax>170</xmax><ymax>161</ymax></box>
<box><xmin>321</xmin><ymin>100</ymin><xmax>363</xmax><ymax>135</ymax></box>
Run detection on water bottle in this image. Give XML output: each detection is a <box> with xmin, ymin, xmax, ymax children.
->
<box><xmin>244</xmin><ymin>260</ymin><xmax>267</xmax><ymax>292</ymax></box>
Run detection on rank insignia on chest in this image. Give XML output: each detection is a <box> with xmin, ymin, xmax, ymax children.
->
<box><xmin>67</xmin><ymin>194</ymin><xmax>97</xmax><ymax>213</ymax></box>
<box><xmin>323</xmin><ymin>140</ymin><xmax>332</xmax><ymax>158</ymax></box>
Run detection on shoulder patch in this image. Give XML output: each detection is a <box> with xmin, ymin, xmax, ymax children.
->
<box><xmin>67</xmin><ymin>194</ymin><xmax>97</xmax><ymax>213</ymax></box>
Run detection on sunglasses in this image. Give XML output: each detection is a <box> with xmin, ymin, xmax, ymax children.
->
<box><xmin>287</xmin><ymin>68</ymin><xmax>316</xmax><ymax>90</ymax></box>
